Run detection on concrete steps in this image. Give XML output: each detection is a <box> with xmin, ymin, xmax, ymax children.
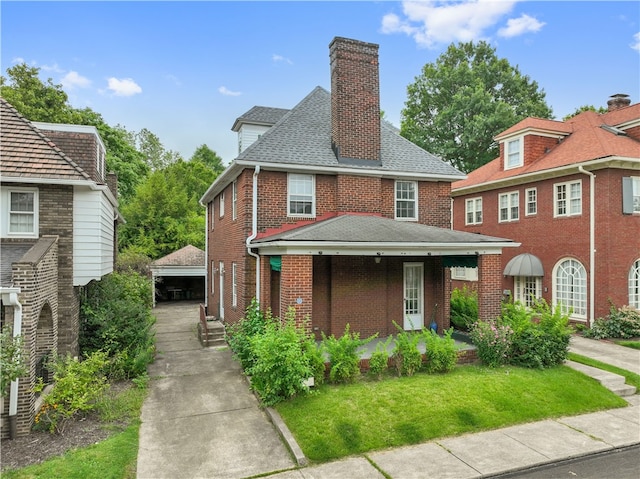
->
<box><xmin>565</xmin><ymin>360</ymin><xmax>637</xmax><ymax>397</ymax></box>
<box><xmin>197</xmin><ymin>319</ymin><xmax>226</xmax><ymax>348</ymax></box>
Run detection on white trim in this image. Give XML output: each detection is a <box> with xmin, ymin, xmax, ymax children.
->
<box><xmin>504</xmin><ymin>136</ymin><xmax>524</xmax><ymax>169</ymax></box>
<box><xmin>231</xmin><ymin>263</ymin><xmax>237</xmax><ymax>308</ymax></box>
<box><xmin>498</xmin><ymin>191</ymin><xmax>519</xmax><ymax>223</ymax></box>
<box><xmin>394</xmin><ymin>180</ymin><xmax>418</xmax><ymax>221</ymax></box>
<box><xmin>287</xmin><ymin>173</ymin><xmax>315</xmax><ymax>218</ymax></box>
<box><xmin>232</xmin><ymin>180</ymin><xmax>237</xmax><ymax>220</ymax></box>
<box><xmin>552</xmin><ymin>257</ymin><xmax>588</xmax><ymax>321</ymax></box>
<box><xmin>465</xmin><ymin>197</ymin><xmax>483</xmax><ymax>225</ymax></box>
<box><xmin>553</xmin><ymin>179</ymin><xmax>582</xmax><ymax>217</ymax></box>
<box><xmin>525</xmin><ymin>187</ymin><xmax>537</xmax><ymax>216</ymax></box>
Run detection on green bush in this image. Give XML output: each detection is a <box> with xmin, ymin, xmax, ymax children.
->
<box><xmin>80</xmin><ymin>272</ymin><xmax>156</xmax><ymax>379</ymax></box>
<box><xmin>450</xmin><ymin>286</ymin><xmax>478</xmax><ymax>331</ymax></box>
<box><xmin>323</xmin><ymin>324</ymin><xmax>376</xmax><ymax>384</ymax></box>
<box><xmin>391</xmin><ymin>322</ymin><xmax>422</xmax><ymax>376</ymax></box>
<box><xmin>0</xmin><ymin>325</ymin><xmax>27</xmax><ymax>397</ymax></box>
<box><xmin>226</xmin><ymin>299</ymin><xmax>272</xmax><ymax>371</ymax></box>
<box><xmin>34</xmin><ymin>351</ymin><xmax>109</xmax><ymax>434</ymax></box>
<box><xmin>470</xmin><ymin>319</ymin><xmax>514</xmax><ymax>367</ymax></box>
<box><xmin>422</xmin><ymin>328</ymin><xmax>458</xmax><ymax>373</ymax></box>
<box><xmin>584</xmin><ymin>305</ymin><xmax>640</xmax><ymax>339</ymax></box>
<box><xmin>368</xmin><ymin>336</ymin><xmax>393</xmax><ymax>379</ymax></box>
<box><xmin>248</xmin><ymin>308</ymin><xmax>316</xmax><ymax>406</ymax></box>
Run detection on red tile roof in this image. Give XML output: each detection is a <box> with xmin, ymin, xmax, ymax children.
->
<box><xmin>453</xmin><ymin>104</ymin><xmax>640</xmax><ymax>191</ymax></box>
<box><xmin>0</xmin><ymin>98</ymin><xmax>91</xmax><ymax>181</ymax></box>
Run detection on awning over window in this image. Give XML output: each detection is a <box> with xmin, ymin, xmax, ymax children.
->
<box><xmin>270</xmin><ymin>256</ymin><xmax>282</xmax><ymax>272</ymax></box>
<box><xmin>503</xmin><ymin>253</ymin><xmax>544</xmax><ymax>277</ymax></box>
<box><xmin>442</xmin><ymin>255</ymin><xmax>478</xmax><ymax>268</ymax></box>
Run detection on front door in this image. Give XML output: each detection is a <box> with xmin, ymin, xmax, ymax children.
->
<box><xmin>403</xmin><ymin>262</ymin><xmax>424</xmax><ymax>330</ymax></box>
<box><xmin>219</xmin><ymin>261</ymin><xmax>225</xmax><ymax>320</ymax></box>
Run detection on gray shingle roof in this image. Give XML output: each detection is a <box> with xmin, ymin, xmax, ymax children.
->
<box><xmin>0</xmin><ymin>243</ymin><xmax>33</xmax><ymax>287</ymax></box>
<box><xmin>231</xmin><ymin>106</ymin><xmax>290</xmax><ymax>131</ymax></box>
<box><xmin>237</xmin><ymin>87</ymin><xmax>465</xmax><ymax>178</ymax></box>
<box><xmin>151</xmin><ymin>245</ymin><xmax>205</xmax><ymax>267</ymax></box>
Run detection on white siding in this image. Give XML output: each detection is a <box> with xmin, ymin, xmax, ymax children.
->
<box><xmin>73</xmin><ymin>188</ymin><xmax>115</xmax><ymax>285</ymax></box>
<box><xmin>238</xmin><ymin>124</ymin><xmax>270</xmax><ymax>153</ymax></box>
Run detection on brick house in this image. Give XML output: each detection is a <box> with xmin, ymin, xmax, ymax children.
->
<box><xmin>451</xmin><ymin>94</ymin><xmax>640</xmax><ymax>325</ymax></box>
<box><xmin>0</xmin><ymin>98</ymin><xmax>120</xmax><ymax>438</ymax></box>
<box><xmin>200</xmin><ymin>37</ymin><xmax>517</xmax><ymax>339</ymax></box>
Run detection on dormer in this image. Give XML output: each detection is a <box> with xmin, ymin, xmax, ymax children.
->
<box><xmin>231</xmin><ymin>106</ymin><xmax>289</xmax><ymax>154</ymax></box>
<box><xmin>494</xmin><ymin>118</ymin><xmax>572</xmax><ymax>171</ymax></box>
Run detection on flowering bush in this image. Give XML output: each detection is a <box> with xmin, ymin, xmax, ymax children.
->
<box><xmin>0</xmin><ymin>326</ymin><xmax>27</xmax><ymax>397</ymax></box>
<box><xmin>584</xmin><ymin>305</ymin><xmax>640</xmax><ymax>339</ymax></box>
<box><xmin>470</xmin><ymin>320</ymin><xmax>514</xmax><ymax>367</ymax></box>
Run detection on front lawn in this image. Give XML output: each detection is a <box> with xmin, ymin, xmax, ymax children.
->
<box><xmin>275</xmin><ymin>365</ymin><xmax>627</xmax><ymax>463</ymax></box>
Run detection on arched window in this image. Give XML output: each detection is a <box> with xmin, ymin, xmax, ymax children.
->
<box><xmin>629</xmin><ymin>259</ymin><xmax>640</xmax><ymax>310</ymax></box>
<box><xmin>553</xmin><ymin>258</ymin><xmax>587</xmax><ymax>319</ymax></box>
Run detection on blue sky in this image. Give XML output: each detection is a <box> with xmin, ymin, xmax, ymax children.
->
<box><xmin>2</xmin><ymin>1</ymin><xmax>639</xmax><ymax>165</ymax></box>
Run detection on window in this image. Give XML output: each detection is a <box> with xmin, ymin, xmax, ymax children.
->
<box><xmin>526</xmin><ymin>188</ymin><xmax>537</xmax><ymax>216</ymax></box>
<box><xmin>554</xmin><ymin>180</ymin><xmax>582</xmax><ymax>217</ymax></box>
<box><xmin>451</xmin><ymin>267</ymin><xmax>478</xmax><ymax>281</ymax></box>
<box><xmin>7</xmin><ymin>188</ymin><xmax>38</xmax><ymax>236</ymax></box>
<box><xmin>395</xmin><ymin>181</ymin><xmax>418</xmax><ymax>220</ymax></box>
<box><xmin>630</xmin><ymin>259</ymin><xmax>640</xmax><ymax>309</ymax></box>
<box><xmin>622</xmin><ymin>177</ymin><xmax>640</xmax><ymax>214</ymax></box>
<box><xmin>288</xmin><ymin>173</ymin><xmax>315</xmax><ymax>217</ymax></box>
<box><xmin>211</xmin><ymin>261</ymin><xmax>216</xmax><ymax>294</ymax></box>
<box><xmin>505</xmin><ymin>137</ymin><xmax>523</xmax><ymax>169</ymax></box>
<box><xmin>465</xmin><ymin>198</ymin><xmax>482</xmax><ymax>225</ymax></box>
<box><xmin>209</xmin><ymin>202</ymin><xmax>214</xmax><ymax>230</ymax></box>
<box><xmin>219</xmin><ymin>191</ymin><xmax>225</xmax><ymax>218</ymax></box>
<box><xmin>232</xmin><ymin>181</ymin><xmax>237</xmax><ymax>220</ymax></box>
<box><xmin>553</xmin><ymin>258</ymin><xmax>587</xmax><ymax>319</ymax></box>
<box><xmin>232</xmin><ymin>263</ymin><xmax>237</xmax><ymax>308</ymax></box>
<box><xmin>499</xmin><ymin>191</ymin><xmax>519</xmax><ymax>222</ymax></box>
<box><xmin>514</xmin><ymin>276</ymin><xmax>542</xmax><ymax>307</ymax></box>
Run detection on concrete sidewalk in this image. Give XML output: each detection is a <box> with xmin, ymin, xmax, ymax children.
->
<box><xmin>137</xmin><ymin>304</ymin><xmax>640</xmax><ymax>478</ymax></box>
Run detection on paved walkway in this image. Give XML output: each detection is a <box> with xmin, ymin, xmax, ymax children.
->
<box><xmin>137</xmin><ymin>303</ymin><xmax>640</xmax><ymax>478</ymax></box>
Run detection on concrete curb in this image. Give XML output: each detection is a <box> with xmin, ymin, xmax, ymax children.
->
<box><xmin>265</xmin><ymin>406</ymin><xmax>309</xmax><ymax>467</ymax></box>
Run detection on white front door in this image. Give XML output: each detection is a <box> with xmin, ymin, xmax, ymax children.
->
<box><xmin>403</xmin><ymin>262</ymin><xmax>424</xmax><ymax>330</ymax></box>
<box><xmin>219</xmin><ymin>261</ymin><xmax>225</xmax><ymax>320</ymax></box>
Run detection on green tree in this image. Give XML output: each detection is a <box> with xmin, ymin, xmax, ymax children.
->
<box><xmin>563</xmin><ymin>105</ymin><xmax>607</xmax><ymax>121</ymax></box>
<box><xmin>190</xmin><ymin>144</ymin><xmax>225</xmax><ymax>175</ymax></box>
<box><xmin>136</xmin><ymin>127</ymin><xmax>182</xmax><ymax>171</ymax></box>
<box><xmin>401</xmin><ymin>41</ymin><xmax>553</xmax><ymax>173</ymax></box>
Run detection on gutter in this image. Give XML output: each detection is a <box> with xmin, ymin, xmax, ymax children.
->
<box><xmin>246</xmin><ymin>166</ymin><xmax>261</xmax><ymax>303</ymax></box>
<box><xmin>578</xmin><ymin>165</ymin><xmax>596</xmax><ymax>326</ymax></box>
<box><xmin>4</xmin><ymin>289</ymin><xmax>22</xmax><ymax>440</ymax></box>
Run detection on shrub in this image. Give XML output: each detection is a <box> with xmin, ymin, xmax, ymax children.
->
<box><xmin>226</xmin><ymin>299</ymin><xmax>272</xmax><ymax>371</ymax></box>
<box><xmin>423</xmin><ymin>328</ymin><xmax>457</xmax><ymax>373</ymax></box>
<box><xmin>80</xmin><ymin>272</ymin><xmax>155</xmax><ymax>379</ymax></box>
<box><xmin>391</xmin><ymin>322</ymin><xmax>422</xmax><ymax>376</ymax></box>
<box><xmin>323</xmin><ymin>324</ymin><xmax>376</xmax><ymax>384</ymax></box>
<box><xmin>450</xmin><ymin>286</ymin><xmax>478</xmax><ymax>331</ymax></box>
<box><xmin>34</xmin><ymin>351</ymin><xmax>109</xmax><ymax>434</ymax></box>
<box><xmin>0</xmin><ymin>325</ymin><xmax>27</xmax><ymax>397</ymax></box>
<box><xmin>368</xmin><ymin>336</ymin><xmax>393</xmax><ymax>379</ymax></box>
<box><xmin>584</xmin><ymin>305</ymin><xmax>640</xmax><ymax>339</ymax></box>
<box><xmin>470</xmin><ymin>320</ymin><xmax>514</xmax><ymax>367</ymax></box>
<box><xmin>248</xmin><ymin>308</ymin><xmax>316</xmax><ymax>406</ymax></box>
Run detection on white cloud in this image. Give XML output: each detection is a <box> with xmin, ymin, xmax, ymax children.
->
<box><xmin>40</xmin><ymin>62</ymin><xmax>64</xmax><ymax>73</ymax></box>
<box><xmin>11</xmin><ymin>57</ymin><xmax>25</xmax><ymax>64</ymax></box>
<box><xmin>498</xmin><ymin>14</ymin><xmax>545</xmax><ymax>38</ymax></box>
<box><xmin>381</xmin><ymin>0</ymin><xmax>532</xmax><ymax>47</ymax></box>
<box><xmin>272</xmin><ymin>54</ymin><xmax>293</xmax><ymax>65</ymax></box>
<box><xmin>165</xmin><ymin>74</ymin><xmax>182</xmax><ymax>86</ymax></box>
<box><xmin>107</xmin><ymin>77</ymin><xmax>142</xmax><ymax>97</ymax></box>
<box><xmin>218</xmin><ymin>86</ymin><xmax>242</xmax><ymax>96</ymax></box>
<box><xmin>632</xmin><ymin>32</ymin><xmax>640</xmax><ymax>52</ymax></box>
<box><xmin>61</xmin><ymin>71</ymin><xmax>91</xmax><ymax>89</ymax></box>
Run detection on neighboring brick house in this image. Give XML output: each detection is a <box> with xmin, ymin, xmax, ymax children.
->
<box><xmin>451</xmin><ymin>94</ymin><xmax>640</xmax><ymax>326</ymax></box>
<box><xmin>200</xmin><ymin>37</ymin><xmax>517</xmax><ymax>340</ymax></box>
<box><xmin>0</xmin><ymin>98</ymin><xmax>120</xmax><ymax>438</ymax></box>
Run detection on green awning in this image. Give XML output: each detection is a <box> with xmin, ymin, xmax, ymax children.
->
<box><xmin>442</xmin><ymin>255</ymin><xmax>478</xmax><ymax>268</ymax></box>
<box><xmin>270</xmin><ymin>256</ymin><xmax>282</xmax><ymax>272</ymax></box>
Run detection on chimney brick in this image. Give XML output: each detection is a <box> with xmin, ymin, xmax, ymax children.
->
<box><xmin>607</xmin><ymin>93</ymin><xmax>631</xmax><ymax>112</ymax></box>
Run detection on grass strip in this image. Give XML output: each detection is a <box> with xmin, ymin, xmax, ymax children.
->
<box><xmin>614</xmin><ymin>340</ymin><xmax>640</xmax><ymax>350</ymax></box>
<box><xmin>275</xmin><ymin>365</ymin><xmax>627</xmax><ymax>463</ymax></box>
<box><xmin>567</xmin><ymin>352</ymin><xmax>640</xmax><ymax>390</ymax></box>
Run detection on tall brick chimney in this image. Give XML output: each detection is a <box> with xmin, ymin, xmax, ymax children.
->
<box><xmin>329</xmin><ymin>37</ymin><xmax>381</xmax><ymax>166</ymax></box>
<box><xmin>607</xmin><ymin>93</ymin><xmax>631</xmax><ymax>112</ymax></box>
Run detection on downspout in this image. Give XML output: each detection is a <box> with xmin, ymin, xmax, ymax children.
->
<box><xmin>578</xmin><ymin>166</ymin><xmax>595</xmax><ymax>326</ymax></box>
<box><xmin>7</xmin><ymin>291</ymin><xmax>22</xmax><ymax>439</ymax></box>
<box><xmin>246</xmin><ymin>166</ymin><xmax>261</xmax><ymax>304</ymax></box>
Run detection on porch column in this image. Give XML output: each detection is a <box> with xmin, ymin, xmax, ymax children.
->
<box><xmin>477</xmin><ymin>254</ymin><xmax>502</xmax><ymax>321</ymax></box>
<box><xmin>280</xmin><ymin>255</ymin><xmax>313</xmax><ymax>329</ymax></box>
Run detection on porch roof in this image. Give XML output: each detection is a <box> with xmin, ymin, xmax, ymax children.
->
<box><xmin>251</xmin><ymin>214</ymin><xmax>518</xmax><ymax>256</ymax></box>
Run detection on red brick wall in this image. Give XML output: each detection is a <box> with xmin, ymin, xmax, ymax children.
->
<box><xmin>280</xmin><ymin>255</ymin><xmax>313</xmax><ymax>328</ymax></box>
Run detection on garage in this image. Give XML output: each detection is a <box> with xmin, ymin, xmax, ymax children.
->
<box><xmin>150</xmin><ymin>245</ymin><xmax>206</xmax><ymax>306</ymax></box>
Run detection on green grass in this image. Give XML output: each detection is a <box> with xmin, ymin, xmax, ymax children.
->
<box><xmin>614</xmin><ymin>340</ymin><xmax>640</xmax><ymax>350</ymax></box>
<box><xmin>568</xmin><ymin>352</ymin><xmax>640</xmax><ymax>391</ymax></box>
<box><xmin>275</xmin><ymin>365</ymin><xmax>627</xmax><ymax>463</ymax></box>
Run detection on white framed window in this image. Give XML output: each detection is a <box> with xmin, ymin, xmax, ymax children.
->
<box><xmin>553</xmin><ymin>258</ymin><xmax>587</xmax><ymax>320</ymax></box>
<box><xmin>219</xmin><ymin>191</ymin><xmax>225</xmax><ymax>218</ymax></box>
<box><xmin>554</xmin><ymin>180</ymin><xmax>582</xmax><ymax>217</ymax></box>
<box><xmin>629</xmin><ymin>259</ymin><xmax>640</xmax><ymax>310</ymax></box>
<box><xmin>451</xmin><ymin>267</ymin><xmax>478</xmax><ymax>281</ymax></box>
<box><xmin>211</xmin><ymin>260</ymin><xmax>216</xmax><ymax>294</ymax></box>
<box><xmin>633</xmin><ymin>177</ymin><xmax>640</xmax><ymax>213</ymax></box>
<box><xmin>232</xmin><ymin>181</ymin><xmax>237</xmax><ymax>220</ymax></box>
<box><xmin>231</xmin><ymin>263</ymin><xmax>237</xmax><ymax>308</ymax></box>
<box><xmin>623</xmin><ymin>177</ymin><xmax>640</xmax><ymax>214</ymax></box>
<box><xmin>465</xmin><ymin>197</ymin><xmax>482</xmax><ymax>225</ymax></box>
<box><xmin>505</xmin><ymin>137</ymin><xmax>523</xmax><ymax>169</ymax></box>
<box><xmin>526</xmin><ymin>188</ymin><xmax>537</xmax><ymax>216</ymax></box>
<box><xmin>5</xmin><ymin>188</ymin><xmax>38</xmax><ymax>237</ymax></box>
<box><xmin>395</xmin><ymin>180</ymin><xmax>418</xmax><ymax>220</ymax></box>
<box><xmin>210</xmin><ymin>202</ymin><xmax>215</xmax><ymax>230</ymax></box>
<box><xmin>288</xmin><ymin>173</ymin><xmax>315</xmax><ymax>217</ymax></box>
<box><xmin>499</xmin><ymin>191</ymin><xmax>519</xmax><ymax>222</ymax></box>
<box><xmin>514</xmin><ymin>276</ymin><xmax>542</xmax><ymax>307</ymax></box>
